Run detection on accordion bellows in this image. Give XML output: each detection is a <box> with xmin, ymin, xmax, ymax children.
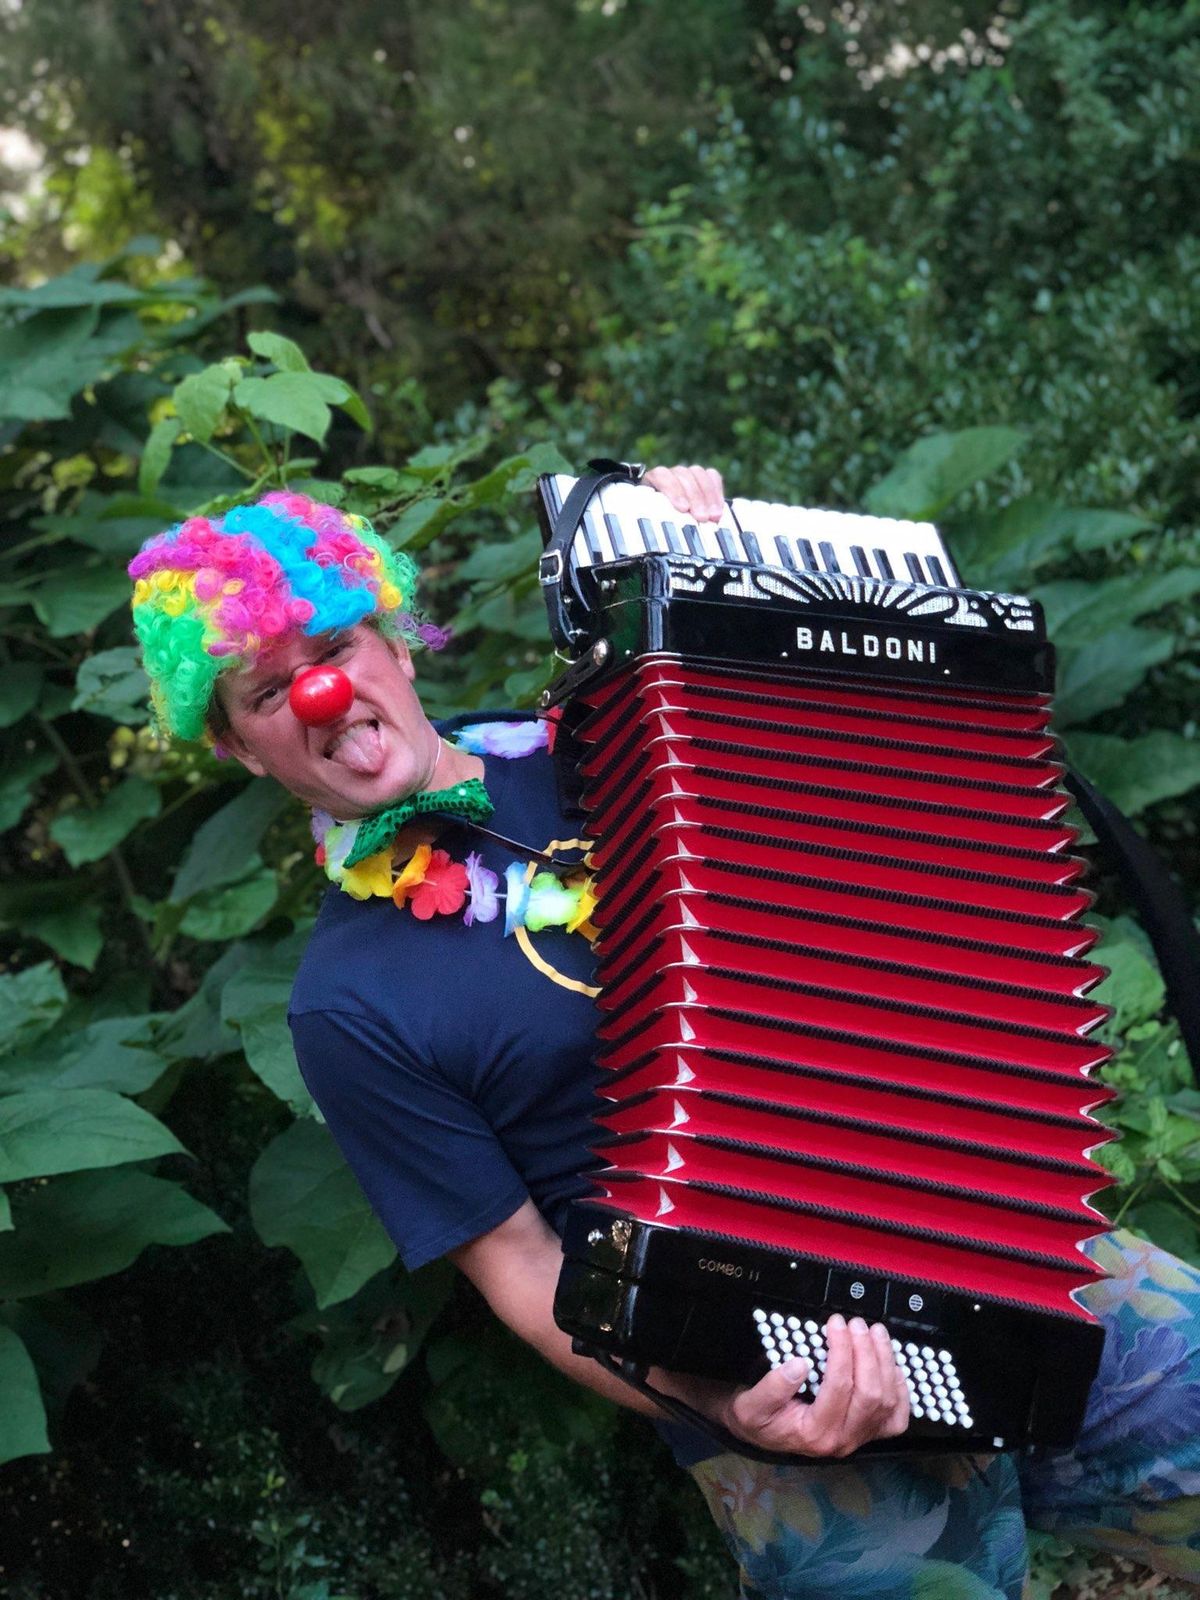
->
<box><xmin>556</xmin><ymin>654</ymin><xmax>1115</xmax><ymax>1450</ymax></box>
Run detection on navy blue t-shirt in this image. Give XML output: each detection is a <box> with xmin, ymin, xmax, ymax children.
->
<box><xmin>288</xmin><ymin>718</ymin><xmax>601</xmax><ymax>1272</ymax></box>
<box><xmin>290</xmin><ymin>713</ymin><xmax>715</xmax><ymax>1468</ymax></box>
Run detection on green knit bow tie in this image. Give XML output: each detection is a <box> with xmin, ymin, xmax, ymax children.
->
<box><xmin>343</xmin><ymin>778</ymin><xmax>494</xmax><ymax>868</ymax></box>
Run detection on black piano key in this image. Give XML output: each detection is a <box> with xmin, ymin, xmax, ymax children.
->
<box><xmin>741</xmin><ymin>530</ymin><xmax>764</xmax><ymax>565</ymax></box>
<box><xmin>604</xmin><ymin>513</ymin><xmax>630</xmax><ymax>558</ymax></box>
<box><xmin>662</xmin><ymin>520</ymin><xmax>687</xmax><ymax>555</ymax></box>
<box><xmin>715</xmin><ymin>527</ymin><xmax>739</xmax><ymax>562</ymax></box>
<box><xmin>905</xmin><ymin>552</ymin><xmax>926</xmax><ymax>583</ymax></box>
<box><xmin>682</xmin><ymin>522</ymin><xmax>704</xmax><ymax>557</ymax></box>
<box><xmin>927</xmin><ymin>555</ymin><xmax>949</xmax><ymax>588</ymax></box>
<box><xmin>851</xmin><ymin>544</ymin><xmax>871</xmax><ymax>577</ymax></box>
<box><xmin>874</xmin><ymin>547</ymin><xmax>895</xmax><ymax>580</ymax></box>
<box><xmin>774</xmin><ymin>535</ymin><xmax>797</xmax><ymax>571</ymax></box>
<box><xmin>637</xmin><ymin>516</ymin><xmax>660</xmax><ymax>554</ymax></box>
<box><xmin>580</xmin><ymin>509</ymin><xmax>605</xmax><ymax>564</ymax></box>
<box><xmin>798</xmin><ymin>538</ymin><xmax>819</xmax><ymax>572</ymax></box>
<box><xmin>818</xmin><ymin>539</ymin><xmax>841</xmax><ymax>573</ymax></box>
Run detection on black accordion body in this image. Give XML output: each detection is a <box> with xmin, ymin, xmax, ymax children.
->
<box><xmin>535</xmin><ymin>470</ymin><xmax>1115</xmax><ymax>1454</ymax></box>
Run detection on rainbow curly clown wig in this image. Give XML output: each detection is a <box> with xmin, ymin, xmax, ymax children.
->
<box><xmin>128</xmin><ymin>492</ymin><xmax>446</xmax><ymax>742</ymax></box>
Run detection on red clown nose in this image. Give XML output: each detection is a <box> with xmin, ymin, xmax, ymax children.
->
<box><xmin>289</xmin><ymin>665</ymin><xmax>354</xmax><ymax>726</ymax></box>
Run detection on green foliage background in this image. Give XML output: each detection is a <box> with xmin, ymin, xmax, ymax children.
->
<box><xmin>0</xmin><ymin>2</ymin><xmax>1197</xmax><ymax>1596</ymax></box>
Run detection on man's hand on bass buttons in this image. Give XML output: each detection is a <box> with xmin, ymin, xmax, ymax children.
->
<box><xmin>720</xmin><ymin>1315</ymin><xmax>911</xmax><ymax>1459</ymax></box>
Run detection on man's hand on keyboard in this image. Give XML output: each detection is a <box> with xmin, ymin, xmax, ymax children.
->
<box><xmin>643</xmin><ymin>464</ymin><xmax>727</xmax><ymax>524</ymax></box>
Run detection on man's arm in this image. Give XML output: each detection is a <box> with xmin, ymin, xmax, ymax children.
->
<box><xmin>450</xmin><ymin>1198</ymin><xmax>910</xmax><ymax>1458</ymax></box>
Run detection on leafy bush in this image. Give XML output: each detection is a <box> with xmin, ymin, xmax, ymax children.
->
<box><xmin>0</xmin><ymin>242</ymin><xmax>1197</xmax><ymax>1598</ymax></box>
<box><xmin>0</xmin><ymin>253</ymin><xmax>570</xmax><ymax>1472</ymax></box>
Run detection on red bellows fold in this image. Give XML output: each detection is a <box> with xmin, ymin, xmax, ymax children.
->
<box><xmin>578</xmin><ymin>655</ymin><xmax>1115</xmax><ymax>1324</ymax></box>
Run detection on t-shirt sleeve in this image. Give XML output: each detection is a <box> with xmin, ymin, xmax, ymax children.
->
<box><xmin>288</xmin><ymin>1006</ymin><xmax>529</xmax><ymax>1271</ymax></box>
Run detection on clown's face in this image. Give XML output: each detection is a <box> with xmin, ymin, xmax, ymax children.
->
<box><xmin>216</xmin><ymin>624</ymin><xmax>472</xmax><ymax>818</ymax></box>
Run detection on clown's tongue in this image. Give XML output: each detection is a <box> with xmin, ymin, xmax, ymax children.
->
<box><xmin>327</xmin><ymin>720</ymin><xmax>384</xmax><ymax>775</ymax></box>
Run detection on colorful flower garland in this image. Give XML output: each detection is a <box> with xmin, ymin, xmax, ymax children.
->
<box><xmin>310</xmin><ymin>720</ymin><xmax>597</xmax><ymax>940</ymax></box>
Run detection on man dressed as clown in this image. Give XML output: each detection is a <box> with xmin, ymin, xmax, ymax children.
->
<box><xmin>129</xmin><ymin>480</ymin><xmax>1200</xmax><ymax>1599</ymax></box>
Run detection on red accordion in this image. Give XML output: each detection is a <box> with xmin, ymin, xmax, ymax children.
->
<box><xmin>537</xmin><ymin>472</ymin><xmax>1115</xmax><ymax>1452</ymax></box>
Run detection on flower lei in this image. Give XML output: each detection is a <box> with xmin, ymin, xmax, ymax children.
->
<box><xmin>310</xmin><ymin>719</ymin><xmax>597</xmax><ymax>940</ymax></box>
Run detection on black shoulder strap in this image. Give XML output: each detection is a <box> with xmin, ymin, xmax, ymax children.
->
<box><xmin>538</xmin><ymin>458</ymin><xmax>642</xmax><ymax>652</ymax></box>
<box><xmin>1066</xmin><ymin>766</ymin><xmax>1200</xmax><ymax>1086</ymax></box>
<box><xmin>577</xmin><ymin>1342</ymin><xmax>807</xmax><ymax>1465</ymax></box>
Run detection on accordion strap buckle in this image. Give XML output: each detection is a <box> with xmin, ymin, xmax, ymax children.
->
<box><xmin>538</xmin><ymin>549</ymin><xmax>565</xmax><ymax>586</ymax></box>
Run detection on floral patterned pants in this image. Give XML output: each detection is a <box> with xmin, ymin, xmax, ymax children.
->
<box><xmin>690</xmin><ymin>1231</ymin><xmax>1200</xmax><ymax>1598</ymax></box>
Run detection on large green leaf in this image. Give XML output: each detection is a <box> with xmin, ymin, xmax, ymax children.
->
<box><xmin>0</xmin><ymin>1089</ymin><xmax>184</xmax><ymax>1183</ymax></box>
<box><xmin>153</xmin><ymin>942</ymin><xmax>250</xmax><ymax>1063</ymax></box>
<box><xmin>1067</xmin><ymin>731</ymin><xmax>1200</xmax><ymax>817</ymax></box>
<box><xmin>0</xmin><ymin>748</ymin><xmax>59</xmax><ymax>832</ymax></box>
<box><xmin>221</xmin><ymin>928</ymin><xmax>315</xmax><ymax>1113</ymax></box>
<box><xmin>249</xmin><ymin>1119</ymin><xmax>395</xmax><ymax>1308</ymax></box>
<box><xmin>1060</xmin><ymin>509</ymin><xmax>1161</xmax><ymax>557</ymax></box>
<box><xmin>0</xmin><ymin>305</ymin><xmax>108</xmax><ymax>423</ymax></box>
<box><xmin>178</xmin><ymin>867</ymin><xmax>278</xmax><ymax>940</ymax></box>
<box><xmin>173</xmin><ymin>363</ymin><xmax>236</xmax><ymax>442</ymax></box>
<box><xmin>22</xmin><ymin>900</ymin><xmax>104</xmax><ymax>970</ymax></box>
<box><xmin>1032</xmin><ymin>568</ymin><xmax>1200</xmax><ymax>644</ymax></box>
<box><xmin>1054</xmin><ymin>627</ymin><xmax>1175</xmax><ymax>727</ymax></box>
<box><xmin>50</xmin><ymin>775</ymin><xmax>161</xmax><ymax>866</ymax></box>
<box><xmin>0</xmin><ymin>1327</ymin><xmax>50</xmax><ymax>1465</ymax></box>
<box><xmin>40</xmin><ymin>490</ymin><xmax>184</xmax><ymax>558</ymax></box>
<box><xmin>247</xmin><ymin>329</ymin><xmax>310</xmax><ymax>372</ymax></box>
<box><xmin>137</xmin><ymin>415</ymin><xmax>182</xmax><ymax>496</ymax></box>
<box><xmin>1092</xmin><ymin>925</ymin><xmax>1167</xmax><ymax>1035</ymax></box>
<box><xmin>863</xmin><ymin>428</ymin><xmax>1025</xmax><ymax>521</ymax></box>
<box><xmin>0</xmin><ymin>270</ymin><xmax>145</xmax><ymax>311</ymax></box>
<box><xmin>947</xmin><ymin>499</ymin><xmax>1155</xmax><ymax>591</ymax></box>
<box><xmin>0</xmin><ymin>963</ymin><xmax>68</xmax><ymax>1058</ymax></box>
<box><xmin>3</xmin><ymin>1014</ymin><xmax>166</xmax><ymax>1095</ymax></box>
<box><xmin>0</xmin><ymin>663</ymin><xmax>44</xmax><ymax>728</ymax></box>
<box><xmin>458</xmin><ymin>445</ymin><xmax>572</xmax><ymax>511</ymax></box>
<box><xmin>293</xmin><ymin>1263</ymin><xmax>452</xmax><ymax>1412</ymax></box>
<box><xmin>0</xmin><ymin>1297</ymin><xmax>102</xmax><ymax>1423</ymax></box>
<box><xmin>458</xmin><ymin>530</ymin><xmax>541</xmax><ymax>585</ymax></box>
<box><xmin>72</xmin><ymin>647</ymin><xmax>151</xmax><ymax>724</ymax></box>
<box><xmin>170</xmin><ymin>779</ymin><xmax>288</xmax><ymax>901</ymax></box>
<box><xmin>233</xmin><ymin>372</ymin><xmax>345</xmax><ymax>444</ymax></box>
<box><xmin>236</xmin><ymin>1006</ymin><xmax>314</xmax><ymax>1116</ymax></box>
<box><xmin>389</xmin><ymin>497</ymin><xmax>459</xmax><ymax>549</ymax></box>
<box><xmin>0</xmin><ymin>1169</ymin><xmax>228</xmax><ymax>1299</ymax></box>
<box><xmin>30</xmin><ymin>565</ymin><xmax>132</xmax><ymax>637</ymax></box>
<box><xmin>0</xmin><ymin>877</ymin><xmax>104</xmax><ymax>964</ymax></box>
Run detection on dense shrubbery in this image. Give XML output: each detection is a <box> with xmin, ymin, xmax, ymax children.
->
<box><xmin>1</xmin><ymin>1</ymin><xmax>1198</xmax><ymax>1594</ymax></box>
